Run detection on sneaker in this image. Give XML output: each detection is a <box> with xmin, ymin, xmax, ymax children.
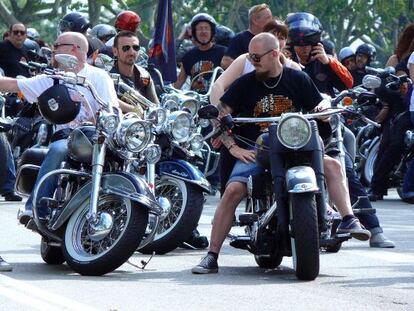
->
<box><xmin>370</xmin><ymin>232</ymin><xmax>395</xmax><ymax>248</ymax></box>
<box><xmin>2</xmin><ymin>192</ymin><xmax>22</xmax><ymax>202</ymax></box>
<box><xmin>0</xmin><ymin>256</ymin><xmax>12</xmax><ymax>272</ymax></box>
<box><xmin>191</xmin><ymin>254</ymin><xmax>218</xmax><ymax>274</ymax></box>
<box><xmin>336</xmin><ymin>217</ymin><xmax>371</xmax><ymax>241</ymax></box>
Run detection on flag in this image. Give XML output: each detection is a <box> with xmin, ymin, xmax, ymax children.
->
<box><xmin>149</xmin><ymin>0</ymin><xmax>177</xmax><ymax>83</ymax></box>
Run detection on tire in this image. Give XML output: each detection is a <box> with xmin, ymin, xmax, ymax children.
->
<box><xmin>254</xmin><ymin>254</ymin><xmax>283</xmax><ymax>269</ymax></box>
<box><xmin>362</xmin><ymin>141</ymin><xmax>379</xmax><ymax>186</ymax></box>
<box><xmin>0</xmin><ymin>133</ymin><xmax>8</xmax><ymax>187</ymax></box>
<box><xmin>63</xmin><ymin>194</ymin><xmax>148</xmax><ymax>276</ymax></box>
<box><xmin>290</xmin><ymin>193</ymin><xmax>319</xmax><ymax>281</ymax></box>
<box><xmin>40</xmin><ymin>237</ymin><xmax>66</xmax><ymax>265</ymax></box>
<box><xmin>397</xmin><ymin>187</ymin><xmax>414</xmax><ymax>204</ymax></box>
<box><xmin>139</xmin><ymin>178</ymin><xmax>204</xmax><ymax>255</ymax></box>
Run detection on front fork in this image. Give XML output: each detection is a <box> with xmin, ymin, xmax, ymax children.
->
<box><xmin>87</xmin><ymin>138</ymin><xmax>106</xmax><ymax>221</ymax></box>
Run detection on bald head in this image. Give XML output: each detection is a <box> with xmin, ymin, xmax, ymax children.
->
<box><xmin>54</xmin><ymin>32</ymin><xmax>88</xmax><ymax>66</ymax></box>
<box><xmin>249</xmin><ymin>32</ymin><xmax>279</xmax><ymax>51</ymax></box>
<box><xmin>57</xmin><ymin>32</ymin><xmax>88</xmax><ymax>53</ymax></box>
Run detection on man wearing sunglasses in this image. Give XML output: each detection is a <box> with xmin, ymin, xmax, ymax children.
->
<box><xmin>192</xmin><ymin>33</ymin><xmax>371</xmax><ymax>274</ymax></box>
<box><xmin>0</xmin><ymin>32</ymin><xmax>119</xmax><ymax>226</ymax></box>
<box><xmin>0</xmin><ymin>23</ymin><xmax>30</xmax><ymax>78</ymax></box>
<box><xmin>110</xmin><ymin>30</ymin><xmax>159</xmax><ymax>112</ymax></box>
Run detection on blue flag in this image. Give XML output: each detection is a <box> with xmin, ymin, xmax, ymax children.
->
<box><xmin>149</xmin><ymin>0</ymin><xmax>177</xmax><ymax>83</ymax></box>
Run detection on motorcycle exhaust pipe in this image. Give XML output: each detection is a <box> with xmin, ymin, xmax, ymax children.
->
<box><xmin>258</xmin><ymin>201</ymin><xmax>278</xmax><ymax>231</ymax></box>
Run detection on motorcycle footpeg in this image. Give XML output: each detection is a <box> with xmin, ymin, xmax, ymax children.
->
<box><xmin>229</xmin><ymin>235</ymin><xmax>251</xmax><ymax>250</ymax></box>
<box><xmin>39</xmin><ymin>197</ymin><xmax>59</xmax><ymax>209</ymax></box>
<box><xmin>238</xmin><ymin>213</ymin><xmax>259</xmax><ymax>226</ymax></box>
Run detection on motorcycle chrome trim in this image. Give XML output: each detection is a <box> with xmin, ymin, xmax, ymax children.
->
<box><xmin>50</xmin><ymin>173</ymin><xmax>161</xmax><ymax>231</ymax></box>
<box><xmin>285</xmin><ymin>166</ymin><xmax>319</xmax><ymax>193</ymax></box>
<box><xmin>276</xmin><ymin>114</ymin><xmax>312</xmax><ymax>150</ymax></box>
<box><xmin>87</xmin><ymin>142</ymin><xmax>106</xmax><ymax>221</ymax></box>
<box><xmin>161</xmin><ymin>172</ymin><xmax>211</xmax><ymax>193</ymax></box>
<box><xmin>15</xmin><ymin>164</ymin><xmax>40</xmax><ymax>196</ymax></box>
<box><xmin>257</xmin><ymin>201</ymin><xmax>278</xmax><ymax>232</ymax></box>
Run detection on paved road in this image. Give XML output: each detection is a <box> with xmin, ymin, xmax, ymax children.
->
<box><xmin>0</xmin><ymin>190</ymin><xmax>413</xmax><ymax>311</ymax></box>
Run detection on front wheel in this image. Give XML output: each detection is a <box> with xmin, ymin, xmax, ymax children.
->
<box><xmin>139</xmin><ymin>178</ymin><xmax>204</xmax><ymax>254</ymax></box>
<box><xmin>290</xmin><ymin>193</ymin><xmax>319</xmax><ymax>281</ymax></box>
<box><xmin>362</xmin><ymin>141</ymin><xmax>379</xmax><ymax>185</ymax></box>
<box><xmin>63</xmin><ymin>194</ymin><xmax>148</xmax><ymax>276</ymax></box>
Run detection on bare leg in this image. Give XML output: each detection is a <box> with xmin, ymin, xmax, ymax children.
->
<box><xmin>209</xmin><ymin>181</ymin><xmax>247</xmax><ymax>254</ymax></box>
<box><xmin>324</xmin><ymin>156</ymin><xmax>353</xmax><ymax>217</ymax></box>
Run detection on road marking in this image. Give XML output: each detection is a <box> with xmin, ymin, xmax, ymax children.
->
<box><xmin>0</xmin><ymin>274</ymin><xmax>99</xmax><ymax>311</ymax></box>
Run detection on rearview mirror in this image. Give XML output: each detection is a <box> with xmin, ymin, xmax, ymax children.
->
<box><xmin>362</xmin><ymin>75</ymin><xmax>381</xmax><ymax>89</ymax></box>
<box><xmin>55</xmin><ymin>54</ymin><xmax>78</xmax><ymax>71</ymax></box>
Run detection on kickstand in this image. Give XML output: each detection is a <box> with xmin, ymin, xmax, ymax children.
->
<box><xmin>127</xmin><ymin>251</ymin><xmax>155</xmax><ymax>270</ymax></box>
<box><xmin>181</xmin><ymin>242</ymin><xmax>197</xmax><ymax>250</ymax></box>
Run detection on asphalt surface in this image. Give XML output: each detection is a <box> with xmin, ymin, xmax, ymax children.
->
<box><xmin>0</xmin><ymin>190</ymin><xmax>413</xmax><ymax>311</ymax></box>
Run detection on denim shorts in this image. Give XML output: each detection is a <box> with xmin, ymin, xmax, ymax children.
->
<box><xmin>227</xmin><ymin>160</ymin><xmax>264</xmax><ymax>186</ymax></box>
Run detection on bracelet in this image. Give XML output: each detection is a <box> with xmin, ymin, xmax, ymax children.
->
<box><xmin>228</xmin><ymin>143</ymin><xmax>236</xmax><ymax>151</ymax></box>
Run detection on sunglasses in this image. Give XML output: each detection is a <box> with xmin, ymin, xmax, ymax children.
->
<box><xmin>53</xmin><ymin>42</ymin><xmax>80</xmax><ymax>49</ymax></box>
<box><xmin>246</xmin><ymin>49</ymin><xmax>275</xmax><ymax>63</ymax></box>
<box><xmin>121</xmin><ymin>45</ymin><xmax>140</xmax><ymax>52</ymax></box>
<box><xmin>12</xmin><ymin>30</ymin><xmax>26</xmax><ymax>36</ymax></box>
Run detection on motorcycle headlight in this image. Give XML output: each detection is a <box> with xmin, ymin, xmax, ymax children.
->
<box><xmin>97</xmin><ymin>112</ymin><xmax>119</xmax><ymax>134</ymax></box>
<box><xmin>167</xmin><ymin>111</ymin><xmax>192</xmax><ymax>143</ymax></box>
<box><xmin>116</xmin><ymin>118</ymin><xmax>152</xmax><ymax>153</ymax></box>
<box><xmin>181</xmin><ymin>99</ymin><xmax>200</xmax><ymax>117</ymax></box>
<box><xmin>146</xmin><ymin>107</ymin><xmax>167</xmax><ymax>127</ymax></box>
<box><xmin>143</xmin><ymin>144</ymin><xmax>161</xmax><ymax>164</ymax></box>
<box><xmin>190</xmin><ymin>133</ymin><xmax>204</xmax><ymax>152</ymax></box>
<box><xmin>162</xmin><ymin>99</ymin><xmax>180</xmax><ymax>112</ymax></box>
<box><xmin>277</xmin><ymin>114</ymin><xmax>311</xmax><ymax>149</ymax></box>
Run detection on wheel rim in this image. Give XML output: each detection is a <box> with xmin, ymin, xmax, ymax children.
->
<box><xmin>153</xmin><ymin>178</ymin><xmax>187</xmax><ymax>239</ymax></box>
<box><xmin>65</xmin><ymin>195</ymin><xmax>131</xmax><ymax>261</ymax></box>
<box><xmin>364</xmin><ymin>143</ymin><xmax>378</xmax><ymax>184</ymax></box>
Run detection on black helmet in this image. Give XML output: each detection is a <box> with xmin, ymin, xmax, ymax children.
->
<box><xmin>90</xmin><ymin>24</ymin><xmax>117</xmax><ymax>42</ymax></box>
<box><xmin>23</xmin><ymin>38</ymin><xmax>40</xmax><ymax>54</ymax></box>
<box><xmin>356</xmin><ymin>43</ymin><xmax>376</xmax><ymax>63</ymax></box>
<box><xmin>37</xmin><ymin>84</ymin><xmax>81</xmax><ymax>124</ymax></box>
<box><xmin>286</xmin><ymin>12</ymin><xmax>322</xmax><ymax>46</ymax></box>
<box><xmin>215</xmin><ymin>24</ymin><xmax>234</xmax><ymax>46</ymax></box>
<box><xmin>190</xmin><ymin>13</ymin><xmax>217</xmax><ymax>45</ymax></box>
<box><xmin>321</xmin><ymin>39</ymin><xmax>335</xmax><ymax>56</ymax></box>
<box><xmin>59</xmin><ymin>12</ymin><xmax>91</xmax><ymax>34</ymax></box>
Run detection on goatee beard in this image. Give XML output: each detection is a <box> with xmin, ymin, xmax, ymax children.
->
<box><xmin>255</xmin><ymin>70</ymin><xmax>271</xmax><ymax>81</ymax></box>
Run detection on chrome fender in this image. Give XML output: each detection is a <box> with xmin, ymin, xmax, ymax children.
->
<box><xmin>285</xmin><ymin>166</ymin><xmax>319</xmax><ymax>193</ymax></box>
<box><xmin>50</xmin><ymin>172</ymin><xmax>161</xmax><ymax>231</ymax></box>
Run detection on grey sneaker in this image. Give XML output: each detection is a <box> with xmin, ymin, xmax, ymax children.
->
<box><xmin>0</xmin><ymin>256</ymin><xmax>12</xmax><ymax>272</ymax></box>
<box><xmin>336</xmin><ymin>217</ymin><xmax>371</xmax><ymax>241</ymax></box>
<box><xmin>191</xmin><ymin>254</ymin><xmax>218</xmax><ymax>274</ymax></box>
<box><xmin>369</xmin><ymin>229</ymin><xmax>395</xmax><ymax>248</ymax></box>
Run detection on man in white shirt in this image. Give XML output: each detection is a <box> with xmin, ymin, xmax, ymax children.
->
<box><xmin>0</xmin><ymin>32</ymin><xmax>119</xmax><ymax>225</ymax></box>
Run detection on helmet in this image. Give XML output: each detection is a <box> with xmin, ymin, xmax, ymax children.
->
<box><xmin>321</xmin><ymin>39</ymin><xmax>335</xmax><ymax>55</ymax></box>
<box><xmin>26</xmin><ymin>28</ymin><xmax>40</xmax><ymax>40</ymax></box>
<box><xmin>190</xmin><ymin>13</ymin><xmax>217</xmax><ymax>45</ymax></box>
<box><xmin>90</xmin><ymin>24</ymin><xmax>117</xmax><ymax>42</ymax></box>
<box><xmin>338</xmin><ymin>47</ymin><xmax>355</xmax><ymax>62</ymax></box>
<box><xmin>23</xmin><ymin>38</ymin><xmax>40</xmax><ymax>54</ymax></box>
<box><xmin>356</xmin><ymin>43</ymin><xmax>376</xmax><ymax>63</ymax></box>
<box><xmin>115</xmin><ymin>11</ymin><xmax>141</xmax><ymax>32</ymax></box>
<box><xmin>214</xmin><ymin>24</ymin><xmax>234</xmax><ymax>46</ymax></box>
<box><xmin>59</xmin><ymin>12</ymin><xmax>91</xmax><ymax>34</ymax></box>
<box><xmin>37</xmin><ymin>84</ymin><xmax>81</xmax><ymax>124</ymax></box>
<box><xmin>286</xmin><ymin>12</ymin><xmax>322</xmax><ymax>46</ymax></box>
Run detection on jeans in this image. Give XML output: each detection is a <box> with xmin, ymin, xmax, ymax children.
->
<box><xmin>25</xmin><ymin>139</ymin><xmax>68</xmax><ymax>217</ymax></box>
<box><xmin>0</xmin><ymin>140</ymin><xmax>16</xmax><ymax>194</ymax></box>
<box><xmin>345</xmin><ymin>152</ymin><xmax>380</xmax><ymax>229</ymax></box>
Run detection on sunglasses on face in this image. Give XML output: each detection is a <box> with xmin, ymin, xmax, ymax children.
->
<box><xmin>246</xmin><ymin>49</ymin><xmax>275</xmax><ymax>63</ymax></box>
<box><xmin>53</xmin><ymin>42</ymin><xmax>80</xmax><ymax>49</ymax></box>
<box><xmin>12</xmin><ymin>30</ymin><xmax>26</xmax><ymax>36</ymax></box>
<box><xmin>121</xmin><ymin>45</ymin><xmax>140</xmax><ymax>52</ymax></box>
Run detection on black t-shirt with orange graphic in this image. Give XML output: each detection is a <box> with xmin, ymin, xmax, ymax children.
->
<box><xmin>182</xmin><ymin>44</ymin><xmax>226</xmax><ymax>94</ymax></box>
<box><xmin>220</xmin><ymin>67</ymin><xmax>322</xmax><ymax>147</ymax></box>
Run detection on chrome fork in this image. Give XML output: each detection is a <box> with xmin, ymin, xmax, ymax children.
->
<box><xmin>87</xmin><ymin>139</ymin><xmax>106</xmax><ymax>221</ymax></box>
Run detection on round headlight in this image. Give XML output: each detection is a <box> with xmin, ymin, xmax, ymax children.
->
<box><xmin>143</xmin><ymin>144</ymin><xmax>161</xmax><ymax>164</ymax></box>
<box><xmin>98</xmin><ymin>112</ymin><xmax>119</xmax><ymax>134</ymax></box>
<box><xmin>168</xmin><ymin>111</ymin><xmax>192</xmax><ymax>143</ymax></box>
<box><xmin>116</xmin><ymin>118</ymin><xmax>152</xmax><ymax>153</ymax></box>
<box><xmin>147</xmin><ymin>107</ymin><xmax>167</xmax><ymax>126</ymax></box>
<box><xmin>277</xmin><ymin>114</ymin><xmax>311</xmax><ymax>149</ymax></box>
<box><xmin>182</xmin><ymin>99</ymin><xmax>200</xmax><ymax>117</ymax></box>
<box><xmin>162</xmin><ymin>99</ymin><xmax>179</xmax><ymax>112</ymax></box>
<box><xmin>190</xmin><ymin>133</ymin><xmax>204</xmax><ymax>152</ymax></box>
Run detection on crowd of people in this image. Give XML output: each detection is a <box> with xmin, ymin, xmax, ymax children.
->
<box><xmin>1</xmin><ymin>3</ymin><xmax>413</xmax><ymax>274</ymax></box>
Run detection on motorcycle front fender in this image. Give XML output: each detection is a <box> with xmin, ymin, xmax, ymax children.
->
<box><xmin>50</xmin><ymin>172</ymin><xmax>161</xmax><ymax>231</ymax></box>
<box><xmin>156</xmin><ymin>159</ymin><xmax>211</xmax><ymax>193</ymax></box>
<box><xmin>286</xmin><ymin>166</ymin><xmax>319</xmax><ymax>193</ymax></box>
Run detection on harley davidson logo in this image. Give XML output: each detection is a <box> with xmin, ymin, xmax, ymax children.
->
<box><xmin>254</xmin><ymin>95</ymin><xmax>295</xmax><ymax>130</ymax></box>
<box><xmin>47</xmin><ymin>98</ymin><xmax>59</xmax><ymax>111</ymax></box>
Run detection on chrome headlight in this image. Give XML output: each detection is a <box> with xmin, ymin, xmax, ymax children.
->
<box><xmin>143</xmin><ymin>144</ymin><xmax>161</xmax><ymax>164</ymax></box>
<box><xmin>277</xmin><ymin>114</ymin><xmax>311</xmax><ymax>149</ymax></box>
<box><xmin>190</xmin><ymin>133</ymin><xmax>204</xmax><ymax>152</ymax></box>
<box><xmin>181</xmin><ymin>99</ymin><xmax>200</xmax><ymax>117</ymax></box>
<box><xmin>116</xmin><ymin>118</ymin><xmax>152</xmax><ymax>153</ymax></box>
<box><xmin>167</xmin><ymin>111</ymin><xmax>192</xmax><ymax>143</ymax></box>
<box><xmin>163</xmin><ymin>99</ymin><xmax>179</xmax><ymax>112</ymax></box>
<box><xmin>97</xmin><ymin>112</ymin><xmax>119</xmax><ymax>134</ymax></box>
<box><xmin>146</xmin><ymin>107</ymin><xmax>167</xmax><ymax>127</ymax></box>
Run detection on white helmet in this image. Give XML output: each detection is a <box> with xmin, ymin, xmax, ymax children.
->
<box><xmin>338</xmin><ymin>47</ymin><xmax>355</xmax><ymax>63</ymax></box>
<box><xmin>27</xmin><ymin>28</ymin><xmax>40</xmax><ymax>40</ymax></box>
